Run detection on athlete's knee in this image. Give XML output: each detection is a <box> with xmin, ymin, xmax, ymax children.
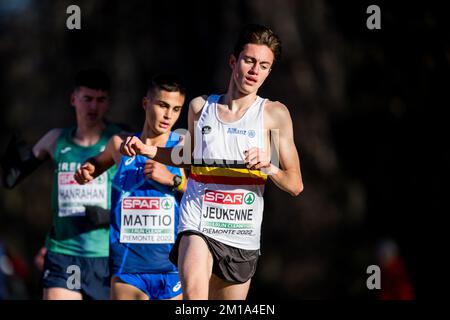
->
<box><xmin>177</xmin><ymin>234</ymin><xmax>213</xmax><ymax>299</ymax></box>
<box><xmin>178</xmin><ymin>264</ymin><xmax>209</xmax><ymax>299</ymax></box>
<box><xmin>180</xmin><ymin>275</ymin><xmax>208</xmax><ymax>300</ymax></box>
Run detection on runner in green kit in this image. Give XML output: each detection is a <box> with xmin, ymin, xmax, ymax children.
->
<box><xmin>1</xmin><ymin>68</ymin><xmax>125</xmax><ymax>299</ymax></box>
<box><xmin>47</xmin><ymin>121</ymin><xmax>119</xmax><ymax>257</ymax></box>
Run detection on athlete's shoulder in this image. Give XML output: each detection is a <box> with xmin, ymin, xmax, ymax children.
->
<box><xmin>264</xmin><ymin>100</ymin><xmax>290</xmax><ymax>116</ymax></box>
<box><xmin>189</xmin><ymin>95</ymin><xmax>208</xmax><ymax>114</ymax></box>
<box><xmin>263</xmin><ymin>100</ymin><xmax>292</xmax><ymax>128</ymax></box>
<box><xmin>45</xmin><ymin>127</ymin><xmax>64</xmax><ymax>137</ymax></box>
<box><xmin>109</xmin><ymin>132</ymin><xmax>129</xmax><ymax>148</ymax></box>
<box><xmin>40</xmin><ymin>128</ymin><xmax>64</xmax><ymax>146</ymax></box>
<box><xmin>33</xmin><ymin>128</ymin><xmax>63</xmax><ymax>160</ymax></box>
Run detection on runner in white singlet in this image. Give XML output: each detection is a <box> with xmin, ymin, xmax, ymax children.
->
<box><xmin>119</xmin><ymin>24</ymin><xmax>304</xmax><ymax>300</ymax></box>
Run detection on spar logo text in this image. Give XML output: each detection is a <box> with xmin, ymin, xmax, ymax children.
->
<box><xmin>122</xmin><ymin>198</ymin><xmax>160</xmax><ymax>210</ymax></box>
<box><xmin>204</xmin><ymin>190</ymin><xmax>244</xmax><ymax>205</ymax></box>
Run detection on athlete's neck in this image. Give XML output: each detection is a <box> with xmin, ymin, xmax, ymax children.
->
<box><xmin>73</xmin><ymin>122</ymin><xmax>106</xmax><ymax>147</ymax></box>
<box><xmin>140</xmin><ymin>126</ymin><xmax>171</xmax><ymax>147</ymax></box>
<box><xmin>223</xmin><ymin>80</ymin><xmax>258</xmax><ymax>112</ymax></box>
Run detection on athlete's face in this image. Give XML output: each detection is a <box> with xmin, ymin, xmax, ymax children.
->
<box><xmin>143</xmin><ymin>89</ymin><xmax>185</xmax><ymax>136</ymax></box>
<box><xmin>71</xmin><ymin>86</ymin><xmax>109</xmax><ymax>127</ymax></box>
<box><xmin>230</xmin><ymin>43</ymin><xmax>274</xmax><ymax>95</ymax></box>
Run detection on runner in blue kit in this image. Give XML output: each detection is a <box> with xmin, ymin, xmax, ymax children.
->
<box><xmin>74</xmin><ymin>74</ymin><xmax>187</xmax><ymax>300</ymax></box>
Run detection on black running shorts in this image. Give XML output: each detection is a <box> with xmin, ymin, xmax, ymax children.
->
<box><xmin>42</xmin><ymin>250</ymin><xmax>110</xmax><ymax>300</ymax></box>
<box><xmin>169</xmin><ymin>230</ymin><xmax>260</xmax><ymax>283</ymax></box>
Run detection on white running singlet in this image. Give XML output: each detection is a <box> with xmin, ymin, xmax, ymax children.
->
<box><xmin>179</xmin><ymin>94</ymin><xmax>268</xmax><ymax>250</ymax></box>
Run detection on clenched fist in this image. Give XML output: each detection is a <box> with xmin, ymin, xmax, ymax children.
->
<box><xmin>74</xmin><ymin>162</ymin><xmax>95</xmax><ymax>185</ymax></box>
<box><xmin>120</xmin><ymin>136</ymin><xmax>156</xmax><ymax>159</ymax></box>
<box><xmin>244</xmin><ymin>147</ymin><xmax>271</xmax><ymax>170</ymax></box>
<box><xmin>244</xmin><ymin>147</ymin><xmax>279</xmax><ymax>175</ymax></box>
<box><xmin>144</xmin><ymin>159</ymin><xmax>174</xmax><ymax>186</ymax></box>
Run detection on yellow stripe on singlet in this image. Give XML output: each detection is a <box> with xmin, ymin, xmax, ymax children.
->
<box><xmin>190</xmin><ymin>166</ymin><xmax>268</xmax><ymax>180</ymax></box>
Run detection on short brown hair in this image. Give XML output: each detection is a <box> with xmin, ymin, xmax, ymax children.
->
<box><xmin>233</xmin><ymin>24</ymin><xmax>282</xmax><ymax>62</ymax></box>
<box><xmin>146</xmin><ymin>73</ymin><xmax>186</xmax><ymax>98</ymax></box>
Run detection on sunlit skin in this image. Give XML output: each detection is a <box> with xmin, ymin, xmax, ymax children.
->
<box><xmin>117</xmin><ymin>40</ymin><xmax>304</xmax><ymax>301</ymax></box>
<box><xmin>45</xmin><ymin>88</ymin><xmax>188</xmax><ymax>299</ymax></box>
<box><xmin>74</xmin><ymin>89</ymin><xmax>186</xmax><ymax>188</ymax></box>
<box><xmin>118</xmin><ymin>44</ymin><xmax>275</xmax><ymax>162</ymax></box>
<box><xmin>74</xmin><ymin>88</ymin><xmax>187</xmax><ymax>300</ymax></box>
<box><xmin>139</xmin><ymin>90</ymin><xmax>186</xmax><ymax>189</ymax></box>
<box><xmin>229</xmin><ymin>43</ymin><xmax>274</xmax><ymax>98</ymax></box>
<box><xmin>142</xmin><ymin>90</ymin><xmax>184</xmax><ymax>138</ymax></box>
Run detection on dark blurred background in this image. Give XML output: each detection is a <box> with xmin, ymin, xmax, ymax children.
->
<box><xmin>0</xmin><ymin>0</ymin><xmax>448</xmax><ymax>299</ymax></box>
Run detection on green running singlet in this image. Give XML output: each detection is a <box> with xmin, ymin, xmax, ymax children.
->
<box><xmin>46</xmin><ymin>124</ymin><xmax>121</xmax><ymax>257</ymax></box>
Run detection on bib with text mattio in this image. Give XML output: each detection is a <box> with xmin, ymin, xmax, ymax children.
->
<box><xmin>120</xmin><ymin>196</ymin><xmax>175</xmax><ymax>244</ymax></box>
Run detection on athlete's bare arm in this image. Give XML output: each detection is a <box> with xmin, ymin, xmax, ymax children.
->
<box><xmin>143</xmin><ymin>159</ymin><xmax>189</xmax><ymax>192</ymax></box>
<box><xmin>245</xmin><ymin>101</ymin><xmax>303</xmax><ymax>196</ymax></box>
<box><xmin>74</xmin><ymin>134</ymin><xmax>123</xmax><ymax>184</ymax></box>
<box><xmin>120</xmin><ymin>95</ymin><xmax>207</xmax><ymax>168</ymax></box>
<box><xmin>32</xmin><ymin>128</ymin><xmax>62</xmax><ymax>160</ymax></box>
<box><xmin>80</xmin><ymin>133</ymin><xmax>189</xmax><ymax>191</ymax></box>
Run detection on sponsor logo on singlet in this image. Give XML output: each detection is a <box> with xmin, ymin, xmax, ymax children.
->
<box><xmin>120</xmin><ymin>197</ymin><xmax>175</xmax><ymax>244</ymax></box>
<box><xmin>227</xmin><ymin>127</ymin><xmax>247</xmax><ymax>135</ymax></box>
<box><xmin>202</xmin><ymin>125</ymin><xmax>212</xmax><ymax>134</ymax></box>
<box><xmin>60</xmin><ymin>147</ymin><xmax>72</xmax><ymax>154</ymax></box>
<box><xmin>200</xmin><ymin>190</ymin><xmax>256</xmax><ymax>237</ymax></box>
<box><xmin>204</xmin><ymin>190</ymin><xmax>244</xmax><ymax>205</ymax></box>
<box><xmin>244</xmin><ymin>192</ymin><xmax>255</xmax><ymax>204</ymax></box>
<box><xmin>124</xmin><ymin>157</ymin><xmax>135</xmax><ymax>166</ymax></box>
<box><xmin>58</xmin><ymin>167</ymin><xmax>108</xmax><ymax>217</ymax></box>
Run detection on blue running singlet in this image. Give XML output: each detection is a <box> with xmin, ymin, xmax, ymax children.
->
<box><xmin>110</xmin><ymin>131</ymin><xmax>183</xmax><ymax>275</ymax></box>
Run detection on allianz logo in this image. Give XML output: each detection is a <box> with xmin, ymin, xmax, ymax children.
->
<box><xmin>227</xmin><ymin>128</ymin><xmax>255</xmax><ymax>138</ymax></box>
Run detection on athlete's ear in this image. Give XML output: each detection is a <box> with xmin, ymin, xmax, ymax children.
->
<box><xmin>70</xmin><ymin>91</ymin><xmax>76</xmax><ymax>108</ymax></box>
<box><xmin>142</xmin><ymin>96</ymin><xmax>149</xmax><ymax>110</ymax></box>
<box><xmin>229</xmin><ymin>54</ymin><xmax>237</xmax><ymax>69</ymax></box>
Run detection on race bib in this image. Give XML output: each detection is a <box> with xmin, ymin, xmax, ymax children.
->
<box><xmin>58</xmin><ymin>172</ymin><xmax>108</xmax><ymax>217</ymax></box>
<box><xmin>120</xmin><ymin>196</ymin><xmax>175</xmax><ymax>244</ymax></box>
<box><xmin>200</xmin><ymin>189</ymin><xmax>257</xmax><ymax>238</ymax></box>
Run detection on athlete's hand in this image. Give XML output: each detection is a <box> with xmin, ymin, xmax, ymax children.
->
<box><xmin>120</xmin><ymin>136</ymin><xmax>145</xmax><ymax>157</ymax></box>
<box><xmin>120</xmin><ymin>136</ymin><xmax>156</xmax><ymax>158</ymax></box>
<box><xmin>74</xmin><ymin>162</ymin><xmax>95</xmax><ymax>184</ymax></box>
<box><xmin>244</xmin><ymin>147</ymin><xmax>271</xmax><ymax>170</ymax></box>
<box><xmin>144</xmin><ymin>159</ymin><xmax>174</xmax><ymax>186</ymax></box>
